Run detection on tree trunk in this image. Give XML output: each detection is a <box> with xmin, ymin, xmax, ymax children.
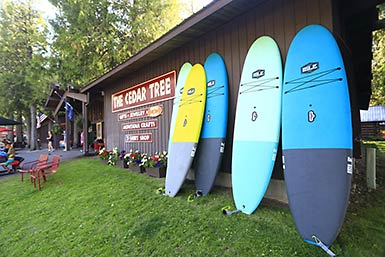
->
<box><xmin>30</xmin><ymin>105</ymin><xmax>37</xmax><ymax>150</ymax></box>
<box><xmin>8</xmin><ymin>112</ymin><xmax>14</xmax><ymax>143</ymax></box>
<box><xmin>16</xmin><ymin>112</ymin><xmax>23</xmax><ymax>145</ymax></box>
<box><xmin>25</xmin><ymin>111</ymin><xmax>31</xmax><ymax>148</ymax></box>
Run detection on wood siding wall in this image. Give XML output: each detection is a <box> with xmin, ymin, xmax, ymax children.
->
<box><xmin>102</xmin><ymin>0</ymin><xmax>333</xmax><ymax>172</ymax></box>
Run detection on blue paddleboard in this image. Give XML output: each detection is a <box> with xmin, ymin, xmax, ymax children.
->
<box><xmin>232</xmin><ymin>36</ymin><xmax>283</xmax><ymax>214</ymax></box>
<box><xmin>194</xmin><ymin>53</ymin><xmax>229</xmax><ymax>196</ymax></box>
<box><xmin>282</xmin><ymin>24</ymin><xmax>353</xmax><ymax>248</ymax></box>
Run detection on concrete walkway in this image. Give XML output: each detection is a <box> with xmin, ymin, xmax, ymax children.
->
<box><xmin>0</xmin><ymin>147</ymin><xmax>86</xmax><ymax>180</ymax></box>
<box><xmin>16</xmin><ymin>147</ymin><xmax>85</xmax><ymax>163</ymax></box>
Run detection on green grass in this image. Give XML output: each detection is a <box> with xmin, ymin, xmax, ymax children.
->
<box><xmin>0</xmin><ymin>157</ymin><xmax>384</xmax><ymax>256</ymax></box>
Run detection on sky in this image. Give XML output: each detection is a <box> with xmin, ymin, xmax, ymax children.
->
<box><xmin>34</xmin><ymin>0</ymin><xmax>214</xmax><ymax>21</ymax></box>
<box><xmin>33</xmin><ymin>0</ymin><xmax>57</xmax><ymax>20</ymax></box>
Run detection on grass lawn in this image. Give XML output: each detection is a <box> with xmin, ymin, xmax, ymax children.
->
<box><xmin>0</xmin><ymin>156</ymin><xmax>384</xmax><ymax>257</ymax></box>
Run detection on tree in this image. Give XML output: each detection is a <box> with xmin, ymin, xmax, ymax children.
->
<box><xmin>49</xmin><ymin>0</ymin><xmax>185</xmax><ymax>87</ymax></box>
<box><xmin>371</xmin><ymin>4</ymin><xmax>385</xmax><ymax>106</ymax></box>
<box><xmin>0</xmin><ymin>0</ymin><xmax>50</xmax><ymax>149</ymax></box>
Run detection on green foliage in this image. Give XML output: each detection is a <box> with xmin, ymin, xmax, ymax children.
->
<box><xmin>0</xmin><ymin>157</ymin><xmax>384</xmax><ymax>256</ymax></box>
<box><xmin>107</xmin><ymin>147</ymin><xmax>119</xmax><ymax>166</ymax></box>
<box><xmin>371</xmin><ymin>4</ymin><xmax>385</xmax><ymax>106</ymax></box>
<box><xmin>48</xmin><ymin>0</ymin><xmax>185</xmax><ymax>87</ymax></box>
<box><xmin>0</xmin><ymin>0</ymin><xmax>50</xmax><ymax>116</ymax></box>
<box><xmin>52</xmin><ymin>123</ymin><xmax>63</xmax><ymax>135</ymax></box>
<box><xmin>364</xmin><ymin>140</ymin><xmax>385</xmax><ymax>157</ymax></box>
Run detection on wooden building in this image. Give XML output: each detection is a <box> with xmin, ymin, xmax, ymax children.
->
<box><xmin>360</xmin><ymin>106</ymin><xmax>385</xmax><ymax>139</ymax></box>
<box><xmin>68</xmin><ymin>0</ymin><xmax>385</xmax><ymax>202</ymax></box>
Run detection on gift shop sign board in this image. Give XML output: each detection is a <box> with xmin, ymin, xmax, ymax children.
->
<box><xmin>122</xmin><ymin>119</ymin><xmax>158</xmax><ymax>131</ymax></box>
<box><xmin>112</xmin><ymin>71</ymin><xmax>176</xmax><ymax>112</ymax></box>
<box><xmin>125</xmin><ymin>133</ymin><xmax>152</xmax><ymax>143</ymax></box>
<box><xmin>118</xmin><ymin>105</ymin><xmax>163</xmax><ymax>121</ymax></box>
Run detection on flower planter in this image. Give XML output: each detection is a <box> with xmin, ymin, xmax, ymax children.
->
<box><xmin>129</xmin><ymin>164</ymin><xmax>144</xmax><ymax>173</ymax></box>
<box><xmin>114</xmin><ymin>159</ymin><xmax>123</xmax><ymax>167</ymax></box>
<box><xmin>146</xmin><ymin>167</ymin><xmax>166</xmax><ymax>178</ymax></box>
<box><xmin>123</xmin><ymin>159</ymin><xmax>129</xmax><ymax>168</ymax></box>
<box><xmin>100</xmin><ymin>159</ymin><xmax>109</xmax><ymax>165</ymax></box>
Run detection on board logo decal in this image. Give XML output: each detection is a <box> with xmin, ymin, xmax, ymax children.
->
<box><xmin>207</xmin><ymin>80</ymin><xmax>215</xmax><ymax>87</ymax></box>
<box><xmin>187</xmin><ymin>88</ymin><xmax>195</xmax><ymax>95</ymax></box>
<box><xmin>252</xmin><ymin>69</ymin><xmax>265</xmax><ymax>79</ymax></box>
<box><xmin>190</xmin><ymin>146</ymin><xmax>196</xmax><ymax>157</ymax></box>
<box><xmin>220</xmin><ymin>142</ymin><xmax>225</xmax><ymax>153</ymax></box>
<box><xmin>347</xmin><ymin>156</ymin><xmax>353</xmax><ymax>174</ymax></box>
<box><xmin>251</xmin><ymin>111</ymin><xmax>258</xmax><ymax>121</ymax></box>
<box><xmin>308</xmin><ymin>110</ymin><xmax>316</xmax><ymax>122</ymax></box>
<box><xmin>301</xmin><ymin>62</ymin><xmax>319</xmax><ymax>73</ymax></box>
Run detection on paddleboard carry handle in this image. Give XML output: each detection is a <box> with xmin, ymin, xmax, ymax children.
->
<box><xmin>187</xmin><ymin>190</ymin><xmax>203</xmax><ymax>202</ymax></box>
<box><xmin>155</xmin><ymin>187</ymin><xmax>165</xmax><ymax>195</ymax></box>
<box><xmin>221</xmin><ymin>206</ymin><xmax>240</xmax><ymax>216</ymax></box>
<box><xmin>312</xmin><ymin>235</ymin><xmax>336</xmax><ymax>257</ymax></box>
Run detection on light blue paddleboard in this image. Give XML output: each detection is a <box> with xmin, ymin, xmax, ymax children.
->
<box><xmin>194</xmin><ymin>53</ymin><xmax>228</xmax><ymax>196</ymax></box>
<box><xmin>232</xmin><ymin>36</ymin><xmax>283</xmax><ymax>214</ymax></box>
<box><xmin>168</xmin><ymin>62</ymin><xmax>192</xmax><ymax>152</ymax></box>
<box><xmin>282</xmin><ymin>24</ymin><xmax>353</xmax><ymax>249</ymax></box>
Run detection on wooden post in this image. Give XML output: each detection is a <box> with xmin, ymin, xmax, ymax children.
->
<box><xmin>82</xmin><ymin>101</ymin><xmax>88</xmax><ymax>154</ymax></box>
<box><xmin>65</xmin><ymin>96</ymin><xmax>70</xmax><ymax>151</ymax></box>
<box><xmin>366</xmin><ymin>147</ymin><xmax>376</xmax><ymax>190</ymax></box>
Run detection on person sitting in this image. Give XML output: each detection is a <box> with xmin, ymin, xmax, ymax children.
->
<box><xmin>1</xmin><ymin>140</ymin><xmax>15</xmax><ymax>172</ymax></box>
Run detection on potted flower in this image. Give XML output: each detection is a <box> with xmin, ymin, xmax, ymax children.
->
<box><xmin>125</xmin><ymin>149</ymin><xmax>144</xmax><ymax>172</ymax></box>
<box><xmin>98</xmin><ymin>147</ymin><xmax>109</xmax><ymax>164</ymax></box>
<box><xmin>119</xmin><ymin>150</ymin><xmax>128</xmax><ymax>168</ymax></box>
<box><xmin>107</xmin><ymin>147</ymin><xmax>119</xmax><ymax>166</ymax></box>
<box><xmin>142</xmin><ymin>151</ymin><xmax>167</xmax><ymax>178</ymax></box>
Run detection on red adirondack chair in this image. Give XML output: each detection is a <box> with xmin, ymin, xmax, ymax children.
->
<box><xmin>31</xmin><ymin>155</ymin><xmax>61</xmax><ymax>191</ymax></box>
<box><xmin>18</xmin><ymin>154</ymin><xmax>49</xmax><ymax>182</ymax></box>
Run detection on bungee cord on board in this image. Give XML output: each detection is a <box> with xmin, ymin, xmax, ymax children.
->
<box><xmin>239</xmin><ymin>77</ymin><xmax>280</xmax><ymax>94</ymax></box>
<box><xmin>284</xmin><ymin>67</ymin><xmax>342</xmax><ymax>94</ymax></box>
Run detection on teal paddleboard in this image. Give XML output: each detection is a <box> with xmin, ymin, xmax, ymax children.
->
<box><xmin>232</xmin><ymin>36</ymin><xmax>283</xmax><ymax>214</ymax></box>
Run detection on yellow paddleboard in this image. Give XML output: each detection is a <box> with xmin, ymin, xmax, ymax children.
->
<box><xmin>173</xmin><ymin>64</ymin><xmax>207</xmax><ymax>143</ymax></box>
<box><xmin>165</xmin><ymin>64</ymin><xmax>206</xmax><ymax>197</ymax></box>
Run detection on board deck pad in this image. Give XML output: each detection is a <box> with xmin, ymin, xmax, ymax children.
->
<box><xmin>194</xmin><ymin>53</ymin><xmax>228</xmax><ymax>196</ymax></box>
<box><xmin>165</xmin><ymin>64</ymin><xmax>206</xmax><ymax>197</ymax></box>
<box><xmin>282</xmin><ymin>24</ymin><xmax>353</xmax><ymax>247</ymax></box>
<box><xmin>232</xmin><ymin>36</ymin><xmax>283</xmax><ymax>214</ymax></box>
<box><xmin>168</xmin><ymin>62</ymin><xmax>192</xmax><ymax>152</ymax></box>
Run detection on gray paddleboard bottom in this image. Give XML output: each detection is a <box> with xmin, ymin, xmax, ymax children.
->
<box><xmin>193</xmin><ymin>137</ymin><xmax>225</xmax><ymax>195</ymax></box>
<box><xmin>283</xmin><ymin>148</ymin><xmax>353</xmax><ymax>246</ymax></box>
<box><xmin>165</xmin><ymin>141</ymin><xmax>197</xmax><ymax>197</ymax></box>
